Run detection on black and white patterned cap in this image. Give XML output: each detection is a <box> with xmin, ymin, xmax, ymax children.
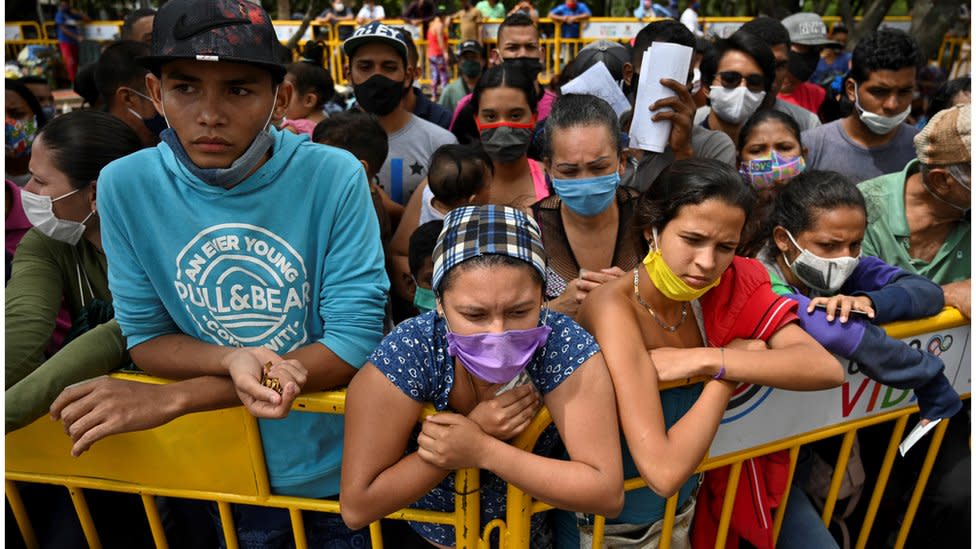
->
<box><xmin>432</xmin><ymin>205</ymin><xmax>547</xmax><ymax>292</ymax></box>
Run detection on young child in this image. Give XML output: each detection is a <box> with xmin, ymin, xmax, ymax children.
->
<box><xmin>405</xmin><ymin>220</ymin><xmax>442</xmax><ymax>314</ymax></box>
<box><xmin>313</xmin><ymin>111</ymin><xmax>393</xmax><ymax>246</ymax></box>
<box><xmin>419</xmin><ymin>143</ymin><xmax>493</xmax><ymax>224</ymax></box>
<box><xmin>281</xmin><ymin>41</ymin><xmax>335</xmax><ymax>135</ymax></box>
<box><xmin>757</xmin><ymin>169</ymin><xmax>962</xmax><ymax>548</ymax></box>
<box><xmin>760</xmin><ymin>170</ymin><xmax>961</xmax><ymax>423</ymax></box>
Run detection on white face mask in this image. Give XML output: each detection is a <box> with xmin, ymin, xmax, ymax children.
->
<box><xmin>783</xmin><ymin>230</ymin><xmax>860</xmax><ymax>294</ymax></box>
<box><xmin>709</xmin><ymin>86</ymin><xmax>766</xmax><ymax>125</ymax></box>
<box><xmin>854</xmin><ymin>84</ymin><xmax>910</xmax><ymax>135</ymax></box>
<box><xmin>21</xmin><ymin>187</ymin><xmax>95</xmax><ymax>245</ymax></box>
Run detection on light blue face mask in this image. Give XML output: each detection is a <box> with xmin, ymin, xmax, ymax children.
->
<box><xmin>551</xmin><ymin>170</ymin><xmax>620</xmax><ymax>217</ymax></box>
<box><xmin>160</xmin><ymin>86</ymin><xmax>279</xmax><ymax>188</ymax></box>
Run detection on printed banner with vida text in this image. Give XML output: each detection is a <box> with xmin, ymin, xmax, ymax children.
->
<box><xmin>709</xmin><ymin>324</ymin><xmax>971</xmax><ymax>458</ymax></box>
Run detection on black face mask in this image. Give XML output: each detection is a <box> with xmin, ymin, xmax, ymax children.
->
<box><xmin>626</xmin><ymin>71</ymin><xmax>640</xmax><ymax>105</ymax></box>
<box><xmin>788</xmin><ymin>50</ymin><xmax>821</xmax><ymax>83</ymax></box>
<box><xmin>143</xmin><ymin>113</ymin><xmax>168</xmax><ymax>140</ymax></box>
<box><xmin>503</xmin><ymin>57</ymin><xmax>543</xmax><ymax>82</ymax></box>
<box><xmin>354</xmin><ymin>74</ymin><xmax>407</xmax><ymax>116</ymax></box>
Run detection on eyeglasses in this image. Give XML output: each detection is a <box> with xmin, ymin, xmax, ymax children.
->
<box><xmin>715</xmin><ymin>71</ymin><xmax>766</xmax><ymax>92</ymax></box>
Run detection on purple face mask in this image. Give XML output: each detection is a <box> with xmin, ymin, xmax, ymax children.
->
<box><xmin>445</xmin><ymin>313</ymin><xmax>552</xmax><ymax>384</ymax></box>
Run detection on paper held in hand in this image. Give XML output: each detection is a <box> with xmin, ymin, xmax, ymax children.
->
<box><xmin>628</xmin><ymin>41</ymin><xmax>694</xmax><ymax>153</ymax></box>
<box><xmin>559</xmin><ymin>60</ymin><xmax>632</xmax><ymax>118</ymax></box>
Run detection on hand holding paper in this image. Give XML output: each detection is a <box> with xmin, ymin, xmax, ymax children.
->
<box><xmin>628</xmin><ymin>41</ymin><xmax>694</xmax><ymax>153</ymax></box>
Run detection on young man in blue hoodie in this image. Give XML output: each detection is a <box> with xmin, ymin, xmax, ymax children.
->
<box><xmin>51</xmin><ymin>0</ymin><xmax>389</xmax><ymax>545</ymax></box>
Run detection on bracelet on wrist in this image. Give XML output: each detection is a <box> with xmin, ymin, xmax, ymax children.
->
<box><xmin>713</xmin><ymin>347</ymin><xmax>726</xmax><ymax>380</ymax></box>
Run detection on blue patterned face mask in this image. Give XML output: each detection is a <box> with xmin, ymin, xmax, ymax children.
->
<box><xmin>551</xmin><ymin>171</ymin><xmax>620</xmax><ymax>217</ymax></box>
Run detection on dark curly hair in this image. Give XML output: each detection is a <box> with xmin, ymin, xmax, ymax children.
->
<box><xmin>850</xmin><ymin>28</ymin><xmax>923</xmax><ymax>84</ymax></box>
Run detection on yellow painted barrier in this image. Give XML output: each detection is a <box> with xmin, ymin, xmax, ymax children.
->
<box><xmin>502</xmin><ymin>308</ymin><xmax>970</xmax><ymax>548</ymax></box>
<box><xmin>5</xmin><ymin>309</ymin><xmax>970</xmax><ymax>548</ymax></box>
<box><xmin>5</xmin><ymin>375</ymin><xmax>479</xmax><ymax>548</ymax></box>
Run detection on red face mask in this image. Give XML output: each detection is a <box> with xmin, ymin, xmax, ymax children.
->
<box><xmin>566</xmin><ymin>0</ymin><xmax>578</xmax><ymax>8</ymax></box>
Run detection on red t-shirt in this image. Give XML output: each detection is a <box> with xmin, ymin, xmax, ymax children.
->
<box><xmin>777</xmin><ymin>81</ymin><xmax>825</xmax><ymax>117</ymax></box>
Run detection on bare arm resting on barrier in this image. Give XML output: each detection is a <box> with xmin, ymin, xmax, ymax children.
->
<box><xmin>50</xmin><ymin>375</ymin><xmax>240</xmax><ymax>457</ymax></box>
<box><xmin>341</xmin><ymin>353</ymin><xmax>624</xmax><ymax>530</ymax></box>
<box><xmin>579</xmin><ymin>286</ymin><xmax>735</xmax><ymax>497</ymax></box>
<box><xmin>650</xmin><ymin>323</ymin><xmax>844</xmax><ymax>390</ymax></box>
<box><xmin>340</xmin><ymin>363</ymin><xmax>457</xmax><ymax>530</ymax></box>
<box><xmin>129</xmin><ymin>335</ymin><xmax>352</xmax><ymax>418</ymax></box>
<box><xmin>419</xmin><ymin>354</ymin><xmax>625</xmax><ymax>518</ymax></box>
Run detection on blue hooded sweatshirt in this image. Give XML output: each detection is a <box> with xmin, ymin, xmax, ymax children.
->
<box><xmin>98</xmin><ymin>127</ymin><xmax>389</xmax><ymax>497</ymax></box>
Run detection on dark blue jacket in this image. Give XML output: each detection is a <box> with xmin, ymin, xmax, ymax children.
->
<box><xmin>769</xmin><ymin>255</ymin><xmax>961</xmax><ymax>420</ymax></box>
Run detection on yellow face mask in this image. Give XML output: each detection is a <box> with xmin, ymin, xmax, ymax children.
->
<box><xmin>642</xmin><ymin>230</ymin><xmax>721</xmax><ymax>302</ymax></box>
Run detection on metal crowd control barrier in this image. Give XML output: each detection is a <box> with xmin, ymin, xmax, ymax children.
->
<box><xmin>6</xmin><ymin>308</ymin><xmax>969</xmax><ymax>548</ymax></box>
<box><xmin>5</xmin><ymin>377</ymin><xmax>482</xmax><ymax>549</ymax></box>
<box><xmin>4</xmin><ymin>21</ymin><xmax>50</xmax><ymax>64</ymax></box>
<box><xmin>505</xmin><ymin>307</ymin><xmax>970</xmax><ymax>549</ymax></box>
<box><xmin>7</xmin><ymin>15</ymin><xmax>966</xmax><ymax>88</ymax></box>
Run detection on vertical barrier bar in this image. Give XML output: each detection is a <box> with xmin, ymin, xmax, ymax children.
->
<box><xmin>290</xmin><ymin>507</ymin><xmax>308</xmax><ymax>549</ymax></box>
<box><xmin>369</xmin><ymin>521</ymin><xmax>385</xmax><ymax>549</ymax></box>
<box><xmin>821</xmin><ymin>430</ymin><xmax>857</xmax><ymax>525</ymax></box>
<box><xmin>6</xmin><ymin>481</ymin><xmax>39</xmax><ymax>549</ymax></box>
<box><xmin>771</xmin><ymin>445</ymin><xmax>801</xmax><ymax>543</ymax></box>
<box><xmin>218</xmin><ymin>500</ymin><xmax>239</xmax><ymax>549</ymax></box>
<box><xmin>854</xmin><ymin>415</ymin><xmax>909</xmax><ymax>549</ymax></box>
<box><xmin>893</xmin><ymin>418</ymin><xmax>950</xmax><ymax>549</ymax></box>
<box><xmin>714</xmin><ymin>461</ymin><xmax>743</xmax><ymax>549</ymax></box>
<box><xmin>455</xmin><ymin>468</ymin><xmax>481</xmax><ymax>549</ymax></box>
<box><xmin>140</xmin><ymin>494</ymin><xmax>170</xmax><ymax>549</ymax></box>
<box><xmin>658</xmin><ymin>493</ymin><xmax>680</xmax><ymax>549</ymax></box>
<box><xmin>66</xmin><ymin>485</ymin><xmax>102</xmax><ymax>549</ymax></box>
<box><xmin>592</xmin><ymin>515</ymin><xmax>606</xmax><ymax>549</ymax></box>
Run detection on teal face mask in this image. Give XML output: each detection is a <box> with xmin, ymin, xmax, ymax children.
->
<box><xmin>413</xmin><ymin>285</ymin><xmax>437</xmax><ymax>313</ymax></box>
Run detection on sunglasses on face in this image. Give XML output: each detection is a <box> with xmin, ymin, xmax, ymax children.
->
<box><xmin>715</xmin><ymin>71</ymin><xmax>765</xmax><ymax>92</ymax></box>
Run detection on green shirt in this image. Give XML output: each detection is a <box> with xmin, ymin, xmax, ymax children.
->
<box><xmin>859</xmin><ymin>160</ymin><xmax>971</xmax><ymax>285</ymax></box>
<box><xmin>475</xmin><ymin>0</ymin><xmax>507</xmax><ymax>19</ymax></box>
<box><xmin>5</xmin><ymin>229</ymin><xmax>111</xmax><ymax>388</ymax></box>
<box><xmin>437</xmin><ymin>77</ymin><xmax>470</xmax><ymax>116</ymax></box>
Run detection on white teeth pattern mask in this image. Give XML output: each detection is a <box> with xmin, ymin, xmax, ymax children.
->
<box><xmin>783</xmin><ymin>230</ymin><xmax>860</xmax><ymax>294</ymax></box>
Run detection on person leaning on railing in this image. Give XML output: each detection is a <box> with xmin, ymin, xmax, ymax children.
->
<box><xmin>562</xmin><ymin>159</ymin><xmax>843</xmax><ymax>548</ymax></box>
<box><xmin>341</xmin><ymin>204</ymin><xmax>625</xmax><ymax>545</ymax></box>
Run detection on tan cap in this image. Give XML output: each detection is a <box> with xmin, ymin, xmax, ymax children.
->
<box><xmin>915</xmin><ymin>104</ymin><xmax>971</xmax><ymax>166</ymax></box>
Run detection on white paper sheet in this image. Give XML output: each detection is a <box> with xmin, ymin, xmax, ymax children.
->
<box><xmin>628</xmin><ymin>41</ymin><xmax>693</xmax><ymax>153</ymax></box>
<box><xmin>899</xmin><ymin>418</ymin><xmax>942</xmax><ymax>456</ymax></box>
<box><xmin>559</xmin><ymin>61</ymin><xmax>632</xmax><ymax>118</ymax></box>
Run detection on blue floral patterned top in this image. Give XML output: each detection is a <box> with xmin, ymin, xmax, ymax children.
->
<box><xmin>367</xmin><ymin>309</ymin><xmax>600</xmax><ymax>545</ymax></box>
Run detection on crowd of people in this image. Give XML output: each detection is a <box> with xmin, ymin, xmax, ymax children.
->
<box><xmin>4</xmin><ymin>0</ymin><xmax>971</xmax><ymax>548</ymax></box>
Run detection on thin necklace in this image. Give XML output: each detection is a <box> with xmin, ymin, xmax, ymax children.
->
<box><xmin>633</xmin><ymin>268</ymin><xmax>687</xmax><ymax>333</ymax></box>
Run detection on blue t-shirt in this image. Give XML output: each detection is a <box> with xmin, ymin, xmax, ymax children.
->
<box><xmin>549</xmin><ymin>2</ymin><xmax>592</xmax><ymax>38</ymax></box>
<box><xmin>810</xmin><ymin>52</ymin><xmax>851</xmax><ymax>87</ymax></box>
<box><xmin>55</xmin><ymin>8</ymin><xmax>81</xmax><ymax>45</ymax></box>
<box><xmin>368</xmin><ymin>309</ymin><xmax>600</xmax><ymax>545</ymax></box>
<box><xmin>98</xmin><ymin>127</ymin><xmax>389</xmax><ymax>498</ymax></box>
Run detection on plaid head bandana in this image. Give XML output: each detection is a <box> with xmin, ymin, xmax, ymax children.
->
<box><xmin>432</xmin><ymin>205</ymin><xmax>547</xmax><ymax>292</ymax></box>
